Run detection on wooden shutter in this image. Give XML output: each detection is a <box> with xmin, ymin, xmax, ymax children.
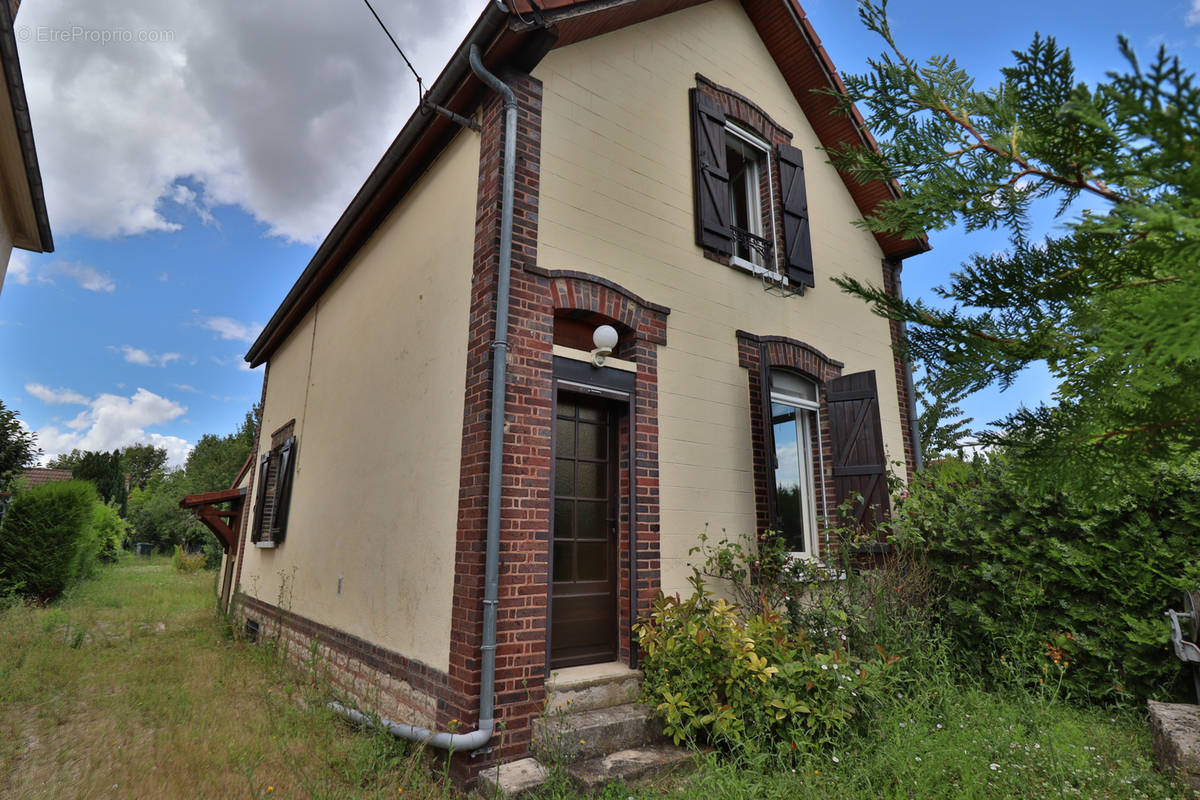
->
<box><xmin>689</xmin><ymin>89</ymin><xmax>732</xmax><ymax>255</ymax></box>
<box><xmin>827</xmin><ymin>371</ymin><xmax>889</xmax><ymax>532</ymax></box>
<box><xmin>270</xmin><ymin>437</ymin><xmax>296</xmax><ymax>543</ymax></box>
<box><xmin>251</xmin><ymin>451</ymin><xmax>270</xmax><ymax>543</ymax></box>
<box><xmin>758</xmin><ymin>348</ymin><xmax>780</xmax><ymax>532</ymax></box>
<box><xmin>776</xmin><ymin>144</ymin><xmax>814</xmax><ymax>288</ymax></box>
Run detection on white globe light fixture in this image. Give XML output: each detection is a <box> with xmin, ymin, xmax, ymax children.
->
<box><xmin>591</xmin><ymin>324</ymin><xmax>619</xmax><ymax>367</ymax></box>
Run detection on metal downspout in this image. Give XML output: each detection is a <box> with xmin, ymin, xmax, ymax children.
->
<box><xmin>892</xmin><ymin>260</ymin><xmax>924</xmax><ymax>473</ymax></box>
<box><xmin>330</xmin><ymin>27</ymin><xmax>519</xmax><ymax>757</ymax></box>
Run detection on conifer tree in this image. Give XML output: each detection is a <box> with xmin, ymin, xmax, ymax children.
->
<box><xmin>827</xmin><ymin>1</ymin><xmax>1200</xmax><ymax>487</ymax></box>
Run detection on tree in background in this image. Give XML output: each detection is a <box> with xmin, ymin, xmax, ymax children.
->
<box><xmin>181</xmin><ymin>407</ymin><xmax>257</xmax><ymax>496</ymax></box>
<box><xmin>72</xmin><ymin>450</ymin><xmax>127</xmax><ymax>511</ymax></box>
<box><xmin>827</xmin><ymin>1</ymin><xmax>1200</xmax><ymax>489</ymax></box>
<box><xmin>120</xmin><ymin>444</ymin><xmax>168</xmax><ymax>490</ymax></box>
<box><xmin>126</xmin><ymin>406</ymin><xmax>259</xmax><ymax>553</ymax></box>
<box><xmin>0</xmin><ymin>399</ymin><xmax>40</xmax><ymax>489</ymax></box>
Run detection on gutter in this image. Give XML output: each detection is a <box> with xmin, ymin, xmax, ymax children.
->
<box><xmin>892</xmin><ymin>260</ymin><xmax>924</xmax><ymax>473</ymax></box>
<box><xmin>330</xmin><ymin>30</ymin><xmax>518</xmax><ymax>758</ymax></box>
<box><xmin>0</xmin><ymin>0</ymin><xmax>51</xmax><ymax>253</ymax></box>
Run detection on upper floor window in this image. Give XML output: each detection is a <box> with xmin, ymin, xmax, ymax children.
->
<box><xmin>725</xmin><ymin>126</ymin><xmax>772</xmax><ymax>270</ymax></box>
<box><xmin>690</xmin><ymin>85</ymin><xmax>814</xmax><ymax>289</ymax></box>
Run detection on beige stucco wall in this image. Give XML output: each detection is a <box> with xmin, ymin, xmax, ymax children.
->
<box><xmin>238</xmin><ymin>129</ymin><xmax>480</xmax><ymax>673</ymax></box>
<box><xmin>533</xmin><ymin>0</ymin><xmax>910</xmax><ymax>596</ymax></box>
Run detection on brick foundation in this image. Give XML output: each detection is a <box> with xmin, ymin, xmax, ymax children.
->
<box><xmin>236</xmin><ymin>595</ymin><xmax>447</xmax><ymax>730</ymax></box>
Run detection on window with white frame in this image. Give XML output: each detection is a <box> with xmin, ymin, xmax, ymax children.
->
<box><xmin>724</xmin><ymin>126</ymin><xmax>773</xmax><ymax>270</ymax></box>
<box><xmin>769</xmin><ymin>369</ymin><xmax>819</xmax><ymax>556</ymax></box>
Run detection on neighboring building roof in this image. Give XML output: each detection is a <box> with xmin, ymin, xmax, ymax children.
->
<box><xmin>22</xmin><ymin>467</ymin><xmax>73</xmax><ymax>486</ymax></box>
<box><xmin>245</xmin><ymin>0</ymin><xmax>926</xmax><ymax>368</ymax></box>
<box><xmin>0</xmin><ymin>0</ymin><xmax>52</xmax><ymax>255</ymax></box>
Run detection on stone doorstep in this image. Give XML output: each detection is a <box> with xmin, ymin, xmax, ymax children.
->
<box><xmin>534</xmin><ymin>702</ymin><xmax>663</xmax><ymax>760</ymax></box>
<box><xmin>476</xmin><ymin>745</ymin><xmax>696</xmax><ymax>798</ymax></box>
<box><xmin>545</xmin><ymin>662</ymin><xmax>644</xmax><ymax>715</ymax></box>
<box><xmin>1147</xmin><ymin>700</ymin><xmax>1200</xmax><ymax>792</ymax></box>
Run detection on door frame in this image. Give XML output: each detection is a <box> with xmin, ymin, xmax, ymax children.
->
<box><xmin>548</xmin><ymin>356</ymin><xmax>636</xmax><ymax>674</ymax></box>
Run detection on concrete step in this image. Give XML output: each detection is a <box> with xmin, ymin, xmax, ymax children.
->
<box><xmin>476</xmin><ymin>746</ymin><xmax>695</xmax><ymax>798</ymax></box>
<box><xmin>569</xmin><ymin>744</ymin><xmax>697</xmax><ymax>790</ymax></box>
<box><xmin>534</xmin><ymin>702</ymin><xmax>662</xmax><ymax>760</ymax></box>
<box><xmin>475</xmin><ymin>757</ymin><xmax>548</xmax><ymax>799</ymax></box>
<box><xmin>545</xmin><ymin>662</ymin><xmax>643</xmax><ymax>714</ymax></box>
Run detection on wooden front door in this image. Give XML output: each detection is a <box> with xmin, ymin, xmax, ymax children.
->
<box><xmin>551</xmin><ymin>392</ymin><xmax>619</xmax><ymax>668</ymax></box>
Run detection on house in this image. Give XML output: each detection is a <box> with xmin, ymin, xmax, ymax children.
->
<box><xmin>208</xmin><ymin>0</ymin><xmax>927</xmax><ymax>782</ymax></box>
<box><xmin>0</xmin><ymin>0</ymin><xmax>53</xmax><ymax>294</ymax></box>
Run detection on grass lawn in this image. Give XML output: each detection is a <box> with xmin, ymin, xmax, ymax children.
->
<box><xmin>0</xmin><ymin>556</ymin><xmax>443</xmax><ymax>799</ymax></box>
<box><xmin>0</xmin><ymin>558</ymin><xmax>1187</xmax><ymax>799</ymax></box>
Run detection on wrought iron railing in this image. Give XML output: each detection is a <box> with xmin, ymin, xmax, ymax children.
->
<box><xmin>731</xmin><ymin>225</ymin><xmax>773</xmax><ymax>262</ymax></box>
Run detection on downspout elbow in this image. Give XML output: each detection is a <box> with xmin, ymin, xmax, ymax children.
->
<box><xmin>329</xmin><ymin>702</ymin><xmax>494</xmax><ymax>753</ymax></box>
<box><xmin>469</xmin><ymin>44</ymin><xmax>517</xmax><ymax>110</ymax></box>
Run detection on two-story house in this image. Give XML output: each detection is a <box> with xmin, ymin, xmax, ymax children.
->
<box><xmin>202</xmin><ymin>0</ymin><xmax>927</xmax><ymax>783</ymax></box>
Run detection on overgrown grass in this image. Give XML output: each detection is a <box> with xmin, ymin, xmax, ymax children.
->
<box><xmin>0</xmin><ymin>557</ymin><xmax>1183</xmax><ymax>799</ymax></box>
<box><xmin>0</xmin><ymin>556</ymin><xmax>451</xmax><ymax>799</ymax></box>
<box><xmin>530</xmin><ymin>636</ymin><xmax>1184</xmax><ymax>800</ymax></box>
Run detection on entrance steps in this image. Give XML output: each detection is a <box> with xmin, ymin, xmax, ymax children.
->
<box><xmin>477</xmin><ymin>663</ymin><xmax>694</xmax><ymax>797</ymax></box>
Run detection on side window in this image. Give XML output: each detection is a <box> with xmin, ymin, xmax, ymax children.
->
<box><xmin>251</xmin><ymin>421</ymin><xmax>297</xmax><ymax>546</ymax></box>
<box><xmin>689</xmin><ymin>86</ymin><xmax>814</xmax><ymax>289</ymax></box>
<box><xmin>768</xmin><ymin>370</ymin><xmax>819</xmax><ymax>556</ymax></box>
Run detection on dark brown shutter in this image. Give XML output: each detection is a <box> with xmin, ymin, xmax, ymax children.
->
<box><xmin>270</xmin><ymin>437</ymin><xmax>296</xmax><ymax>542</ymax></box>
<box><xmin>251</xmin><ymin>451</ymin><xmax>270</xmax><ymax>543</ymax></box>
<box><xmin>690</xmin><ymin>89</ymin><xmax>732</xmax><ymax>255</ymax></box>
<box><xmin>827</xmin><ymin>371</ymin><xmax>889</xmax><ymax>533</ymax></box>
<box><xmin>776</xmin><ymin>144</ymin><xmax>814</xmax><ymax>288</ymax></box>
<box><xmin>758</xmin><ymin>348</ymin><xmax>779</xmax><ymax>532</ymax></box>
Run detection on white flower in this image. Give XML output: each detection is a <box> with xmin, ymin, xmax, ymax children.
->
<box><xmin>989</xmin><ymin>763</ymin><xmax>1000</xmax><ymax>771</ymax></box>
<box><xmin>832</xmin><ymin>756</ymin><xmax>840</xmax><ymax>763</ymax></box>
<box><xmin>821</xmin><ymin>664</ymin><xmax>828</xmax><ymax>670</ymax></box>
<box><xmin>936</xmin><ymin>724</ymin><xmax>943</xmax><ymax>729</ymax></box>
<box><xmin>914</xmin><ymin>756</ymin><xmax>922</xmax><ymax>762</ymax></box>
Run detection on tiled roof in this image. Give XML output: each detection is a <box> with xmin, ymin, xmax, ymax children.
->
<box><xmin>22</xmin><ymin>468</ymin><xmax>74</xmax><ymax>486</ymax></box>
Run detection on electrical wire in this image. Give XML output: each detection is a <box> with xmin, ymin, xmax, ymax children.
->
<box><xmin>361</xmin><ymin>0</ymin><xmax>425</xmax><ymax>99</ymax></box>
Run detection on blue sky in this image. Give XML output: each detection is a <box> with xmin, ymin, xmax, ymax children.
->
<box><xmin>1</xmin><ymin>0</ymin><xmax>1197</xmax><ymax>466</ymax></box>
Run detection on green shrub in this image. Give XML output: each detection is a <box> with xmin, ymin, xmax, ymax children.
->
<box><xmin>0</xmin><ymin>480</ymin><xmax>100</xmax><ymax>601</ymax></box>
<box><xmin>636</xmin><ymin>574</ymin><xmax>886</xmax><ymax>756</ymax></box>
<box><xmin>172</xmin><ymin>545</ymin><xmax>205</xmax><ymax>574</ymax></box>
<box><xmin>90</xmin><ymin>502</ymin><xmax>130</xmax><ymax>564</ymax></box>
<box><xmin>897</xmin><ymin>454</ymin><xmax>1200</xmax><ymax>703</ymax></box>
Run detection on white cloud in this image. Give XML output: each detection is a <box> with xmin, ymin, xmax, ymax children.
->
<box><xmin>171</xmin><ymin>383</ymin><xmax>199</xmax><ymax>393</ymax></box>
<box><xmin>6</xmin><ymin>257</ymin><xmax>116</xmax><ymax>292</ymax></box>
<box><xmin>1188</xmin><ymin>0</ymin><xmax>1200</xmax><ymax>26</ymax></box>
<box><xmin>109</xmin><ymin>344</ymin><xmax>181</xmax><ymax>367</ymax></box>
<box><xmin>25</xmin><ymin>382</ymin><xmax>89</xmax><ymax>404</ymax></box>
<box><xmin>19</xmin><ymin>0</ymin><xmax>481</xmax><ymax>243</ymax></box>
<box><xmin>34</xmin><ymin>388</ymin><xmax>193</xmax><ymax>467</ymax></box>
<box><xmin>55</xmin><ymin>262</ymin><xmax>116</xmax><ymax>292</ymax></box>
<box><xmin>200</xmin><ymin>315</ymin><xmax>262</xmax><ymax>343</ymax></box>
<box><xmin>8</xmin><ymin>251</ymin><xmax>32</xmax><ymax>284</ymax></box>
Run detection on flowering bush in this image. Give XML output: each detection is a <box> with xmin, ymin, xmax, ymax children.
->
<box><xmin>635</xmin><ymin>576</ymin><xmax>888</xmax><ymax>755</ymax></box>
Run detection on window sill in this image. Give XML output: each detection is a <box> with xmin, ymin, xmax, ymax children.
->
<box><xmin>254</xmin><ymin>541</ymin><xmax>277</xmax><ymax>549</ymax></box>
<box><xmin>729</xmin><ymin>255</ymin><xmax>789</xmax><ymax>284</ymax></box>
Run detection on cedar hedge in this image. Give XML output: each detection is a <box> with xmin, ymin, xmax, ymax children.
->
<box><xmin>0</xmin><ymin>479</ymin><xmax>101</xmax><ymax>601</ymax></box>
